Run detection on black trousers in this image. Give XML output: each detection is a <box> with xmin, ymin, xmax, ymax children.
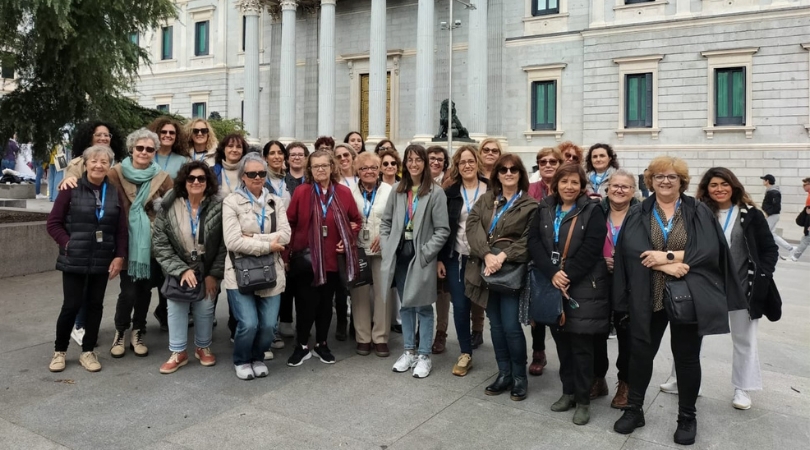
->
<box><xmin>594</xmin><ymin>311</ymin><xmax>631</xmax><ymax>381</ymax></box>
<box><xmin>551</xmin><ymin>328</ymin><xmax>595</xmax><ymax>405</ymax></box>
<box><xmin>114</xmin><ymin>270</ymin><xmax>153</xmax><ymax>332</ymax></box>
<box><xmin>279</xmin><ymin>282</ymin><xmax>294</xmax><ymax>323</ymax></box>
<box><xmin>334</xmin><ymin>284</ymin><xmax>349</xmax><ymax>327</ymax></box>
<box><xmin>627</xmin><ymin>310</ymin><xmax>702</xmax><ymax>415</ymax></box>
<box><xmin>532</xmin><ymin>324</ymin><xmax>546</xmax><ymax>352</ymax></box>
<box><xmin>293</xmin><ymin>271</ymin><xmax>340</xmax><ymax>345</ymax></box>
<box><xmin>56</xmin><ymin>272</ymin><xmax>108</xmax><ymax>352</ymax></box>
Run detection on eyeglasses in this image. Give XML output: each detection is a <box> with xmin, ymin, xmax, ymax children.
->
<box><xmin>336</xmin><ymin>153</ymin><xmax>352</xmax><ymax>160</ymax></box>
<box><xmin>481</xmin><ymin>147</ymin><xmax>500</xmax><ymax>155</ymax></box>
<box><xmin>289</xmin><ymin>153</ymin><xmax>306</xmax><ymax>159</ymax></box>
<box><xmin>498</xmin><ymin>166</ymin><xmax>518</xmax><ymax>175</ymax></box>
<box><xmin>379</xmin><ymin>146</ymin><xmax>393</xmax><ymax>151</ymax></box>
<box><xmin>93</xmin><ymin>133</ymin><xmax>112</xmax><ymax>139</ymax></box>
<box><xmin>311</xmin><ymin>164</ymin><xmax>330</xmax><ymax>172</ymax></box>
<box><xmin>318</xmin><ymin>146</ymin><xmax>333</xmax><ymax>152</ymax></box>
<box><xmin>458</xmin><ymin>160</ymin><xmax>477</xmax><ymax>168</ymax></box>
<box><xmin>159</xmin><ymin>130</ymin><xmax>176</xmax><ymax>136</ymax></box>
<box><xmin>429</xmin><ymin>157</ymin><xmax>445</xmax><ymax>164</ymax></box>
<box><xmin>382</xmin><ymin>161</ymin><xmax>398</xmax><ymax>168</ymax></box>
<box><xmin>358</xmin><ymin>166</ymin><xmax>379</xmax><ymax>172</ymax></box>
<box><xmin>610</xmin><ymin>184</ymin><xmax>633</xmax><ymax>192</ymax></box>
<box><xmin>134</xmin><ymin>145</ymin><xmax>156</xmax><ymax>153</ymax></box>
<box><xmin>186</xmin><ymin>175</ymin><xmax>207</xmax><ymax>184</ymax></box>
<box><xmin>537</xmin><ymin>158</ymin><xmax>559</xmax><ymax>166</ymax></box>
<box><xmin>653</xmin><ymin>174</ymin><xmax>679</xmax><ymax>183</ymax></box>
<box><xmin>406</xmin><ymin>158</ymin><xmax>423</xmax><ymax>165</ymax></box>
<box><xmin>244</xmin><ymin>171</ymin><xmax>267</xmax><ymax>179</ymax></box>
<box><xmin>192</xmin><ymin>128</ymin><xmax>209</xmax><ymax>135</ymax></box>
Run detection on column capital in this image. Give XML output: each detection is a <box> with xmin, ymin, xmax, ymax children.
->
<box><xmin>280</xmin><ymin>0</ymin><xmax>298</xmax><ymax>11</ymax></box>
<box><xmin>235</xmin><ymin>0</ymin><xmax>263</xmax><ymax>15</ymax></box>
<box><xmin>320</xmin><ymin>0</ymin><xmax>337</xmax><ymax>5</ymax></box>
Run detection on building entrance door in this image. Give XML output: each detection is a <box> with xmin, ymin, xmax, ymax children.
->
<box><xmin>360</xmin><ymin>72</ymin><xmax>391</xmax><ymax>140</ymax></box>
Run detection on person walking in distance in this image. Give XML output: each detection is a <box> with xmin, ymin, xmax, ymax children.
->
<box><xmin>760</xmin><ymin>174</ymin><xmax>795</xmax><ymax>259</ymax></box>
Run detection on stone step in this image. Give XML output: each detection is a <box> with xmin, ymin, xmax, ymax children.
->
<box><xmin>0</xmin><ymin>198</ymin><xmax>26</xmax><ymax>208</ymax></box>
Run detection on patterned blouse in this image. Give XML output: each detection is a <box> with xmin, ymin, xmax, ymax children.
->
<box><xmin>650</xmin><ymin>202</ymin><xmax>687</xmax><ymax>312</ymax></box>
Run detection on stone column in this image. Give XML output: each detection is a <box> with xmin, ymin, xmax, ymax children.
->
<box><xmin>413</xmin><ymin>0</ymin><xmax>435</xmax><ymax>143</ymax></box>
<box><xmin>591</xmin><ymin>0</ymin><xmax>606</xmax><ymax>27</ymax></box>
<box><xmin>317</xmin><ymin>0</ymin><xmax>337</xmax><ymax>137</ymax></box>
<box><xmin>467</xmin><ymin>0</ymin><xmax>487</xmax><ymax>141</ymax></box>
<box><xmin>279</xmin><ymin>0</ymin><xmax>298</xmax><ymax>141</ymax></box>
<box><xmin>367</xmin><ymin>0</ymin><xmax>387</xmax><ymax>144</ymax></box>
<box><xmin>238</xmin><ymin>1</ymin><xmax>262</xmax><ymax>142</ymax></box>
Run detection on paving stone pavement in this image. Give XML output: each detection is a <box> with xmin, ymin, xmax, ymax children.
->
<box><xmin>0</xmin><ymin>258</ymin><xmax>808</xmax><ymax>450</ymax></box>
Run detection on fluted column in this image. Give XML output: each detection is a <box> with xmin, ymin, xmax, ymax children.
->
<box><xmin>317</xmin><ymin>0</ymin><xmax>336</xmax><ymax>137</ymax></box>
<box><xmin>367</xmin><ymin>0</ymin><xmax>387</xmax><ymax>143</ymax></box>
<box><xmin>237</xmin><ymin>1</ymin><xmax>261</xmax><ymax>142</ymax></box>
<box><xmin>414</xmin><ymin>0</ymin><xmax>435</xmax><ymax>142</ymax></box>
<box><xmin>279</xmin><ymin>0</ymin><xmax>297</xmax><ymax>141</ymax></box>
<box><xmin>467</xmin><ymin>0</ymin><xmax>487</xmax><ymax>141</ymax></box>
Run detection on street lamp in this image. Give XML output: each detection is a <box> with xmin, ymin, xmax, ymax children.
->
<box><xmin>440</xmin><ymin>0</ymin><xmax>476</xmax><ymax>155</ymax></box>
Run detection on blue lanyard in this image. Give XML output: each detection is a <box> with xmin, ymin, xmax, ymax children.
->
<box><xmin>590</xmin><ymin>171</ymin><xmax>607</xmax><ymax>190</ymax></box>
<box><xmin>362</xmin><ymin>187</ymin><xmax>377</xmax><ymax>220</ymax></box>
<box><xmin>156</xmin><ymin>153</ymin><xmax>171</xmax><ymax>171</ymax></box>
<box><xmin>221</xmin><ymin>171</ymin><xmax>231</xmax><ymax>191</ymax></box>
<box><xmin>315</xmin><ymin>183</ymin><xmax>334</xmax><ymax>220</ymax></box>
<box><xmin>192</xmin><ymin>151</ymin><xmax>206</xmax><ymax>162</ymax></box>
<box><xmin>267</xmin><ymin>177</ymin><xmax>285</xmax><ymax>196</ymax></box>
<box><xmin>245</xmin><ymin>190</ymin><xmax>266</xmax><ymax>233</ymax></box>
<box><xmin>652</xmin><ymin>199</ymin><xmax>681</xmax><ymax>245</ymax></box>
<box><xmin>722</xmin><ymin>205</ymin><xmax>735</xmax><ymax>233</ymax></box>
<box><xmin>185</xmin><ymin>200</ymin><xmax>201</xmax><ymax>240</ymax></box>
<box><xmin>489</xmin><ymin>192</ymin><xmax>521</xmax><ymax>235</ymax></box>
<box><xmin>462</xmin><ymin>182</ymin><xmax>481</xmax><ymax>214</ymax></box>
<box><xmin>344</xmin><ymin>176</ymin><xmax>358</xmax><ymax>188</ymax></box>
<box><xmin>553</xmin><ymin>204</ymin><xmax>575</xmax><ymax>243</ymax></box>
<box><xmin>607</xmin><ymin>215</ymin><xmax>621</xmax><ymax>247</ymax></box>
<box><xmin>404</xmin><ymin>191</ymin><xmax>419</xmax><ymax>228</ymax></box>
<box><xmin>95</xmin><ymin>183</ymin><xmax>107</xmax><ymax>221</ymax></box>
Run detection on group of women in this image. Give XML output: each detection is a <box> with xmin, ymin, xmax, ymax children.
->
<box><xmin>45</xmin><ymin>129</ymin><xmax>780</xmax><ymax>445</ymax></box>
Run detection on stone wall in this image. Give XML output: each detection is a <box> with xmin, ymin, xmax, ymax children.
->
<box><xmin>0</xmin><ymin>222</ymin><xmax>58</xmax><ymax>278</ymax></box>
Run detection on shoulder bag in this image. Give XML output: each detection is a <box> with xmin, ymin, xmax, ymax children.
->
<box><xmin>663</xmin><ymin>279</ymin><xmax>697</xmax><ymax>325</ymax></box>
<box><xmin>480</xmin><ymin>238</ymin><xmax>526</xmax><ymax>294</ymax></box>
<box><xmin>339</xmin><ymin>246</ymin><xmax>373</xmax><ymax>289</ymax></box>
<box><xmin>160</xmin><ymin>208</ymin><xmax>208</xmax><ymax>302</ymax></box>
<box><xmin>529</xmin><ymin>215</ymin><xmax>578</xmax><ymax>326</ymax></box>
<box><xmin>229</xmin><ymin>199</ymin><xmax>278</xmax><ymax>294</ymax></box>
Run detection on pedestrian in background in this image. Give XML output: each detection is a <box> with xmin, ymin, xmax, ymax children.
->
<box><xmin>760</xmin><ymin>174</ymin><xmax>796</xmax><ymax>259</ymax></box>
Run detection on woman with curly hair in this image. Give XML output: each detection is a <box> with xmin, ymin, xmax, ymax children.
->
<box><xmin>374</xmin><ymin>139</ymin><xmax>396</xmax><ymax>155</ymax></box>
<box><xmin>379</xmin><ymin>149</ymin><xmax>401</xmax><ymax>186</ymax></box>
<box><xmin>186</xmin><ymin>119</ymin><xmax>218</xmax><ymax>165</ymax></box>
<box><xmin>558</xmin><ymin>141</ymin><xmax>583</xmax><ymax>165</ymax></box>
<box><xmin>147</xmin><ymin>116</ymin><xmax>190</xmax><ymax>179</ymax></box>
<box><xmin>59</xmin><ymin>121</ymin><xmax>127</xmax><ymax>191</ymax></box>
<box><xmin>213</xmin><ymin>133</ymin><xmax>249</xmax><ymax>196</ymax></box>
<box><xmin>585</xmin><ymin>143</ymin><xmax>620</xmax><ymax>197</ymax></box>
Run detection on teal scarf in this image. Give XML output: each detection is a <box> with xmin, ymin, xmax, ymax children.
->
<box><xmin>120</xmin><ymin>157</ymin><xmax>161</xmax><ymax>280</ymax></box>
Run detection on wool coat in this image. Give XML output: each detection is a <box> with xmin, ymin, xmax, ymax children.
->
<box><xmin>379</xmin><ymin>181</ymin><xmax>450</xmax><ymax>308</ymax></box>
<box><xmin>734</xmin><ymin>204</ymin><xmax>780</xmax><ymax>321</ymax></box>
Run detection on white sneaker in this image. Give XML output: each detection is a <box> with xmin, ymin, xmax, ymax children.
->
<box><xmin>412</xmin><ymin>354</ymin><xmax>432</xmax><ymax>378</ymax></box>
<box><xmin>278</xmin><ymin>322</ymin><xmax>295</xmax><ymax>338</ymax></box>
<box><xmin>71</xmin><ymin>326</ymin><xmax>85</xmax><ymax>347</ymax></box>
<box><xmin>35</xmin><ymin>194</ymin><xmax>48</xmax><ymax>199</ymax></box>
<box><xmin>732</xmin><ymin>389</ymin><xmax>751</xmax><ymax>410</ymax></box>
<box><xmin>252</xmin><ymin>361</ymin><xmax>269</xmax><ymax>378</ymax></box>
<box><xmin>660</xmin><ymin>378</ymin><xmax>679</xmax><ymax>394</ymax></box>
<box><xmin>234</xmin><ymin>363</ymin><xmax>255</xmax><ymax>380</ymax></box>
<box><xmin>264</xmin><ymin>350</ymin><xmax>274</xmax><ymax>361</ymax></box>
<box><xmin>271</xmin><ymin>335</ymin><xmax>285</xmax><ymax>349</ymax></box>
<box><xmin>392</xmin><ymin>351</ymin><xmax>417</xmax><ymax>373</ymax></box>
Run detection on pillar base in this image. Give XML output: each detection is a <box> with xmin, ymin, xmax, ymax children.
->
<box><xmin>410</xmin><ymin>134</ymin><xmax>435</xmax><ymax>146</ymax></box>
<box><xmin>365</xmin><ymin>135</ymin><xmax>387</xmax><ymax>148</ymax></box>
<box><xmin>468</xmin><ymin>133</ymin><xmax>488</xmax><ymax>143</ymax></box>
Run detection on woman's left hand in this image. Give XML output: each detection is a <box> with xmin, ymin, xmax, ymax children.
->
<box><xmin>108</xmin><ymin>257</ymin><xmax>123</xmax><ymax>280</ymax></box>
<box><xmin>640</xmin><ymin>250</ymin><xmax>668</xmax><ymax>268</ymax></box>
<box><xmin>370</xmin><ymin>236</ymin><xmax>381</xmax><ymax>254</ymax></box>
<box><xmin>180</xmin><ymin>269</ymin><xmax>198</xmax><ymax>288</ymax></box>
<box><xmin>336</xmin><ymin>240</ymin><xmax>345</xmax><ymax>254</ymax></box>
<box><xmin>483</xmin><ymin>253</ymin><xmax>502</xmax><ymax>276</ymax></box>
<box><xmin>204</xmin><ymin>276</ymin><xmax>218</xmax><ymax>298</ymax></box>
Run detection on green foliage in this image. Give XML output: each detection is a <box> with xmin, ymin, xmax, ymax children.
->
<box><xmin>0</xmin><ymin>0</ymin><xmax>177</xmax><ymax>158</ymax></box>
<box><xmin>207</xmin><ymin>113</ymin><xmax>247</xmax><ymax>141</ymax></box>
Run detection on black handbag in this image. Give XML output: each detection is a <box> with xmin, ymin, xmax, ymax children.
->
<box><xmin>289</xmin><ymin>248</ymin><xmax>312</xmax><ymax>276</ymax></box>
<box><xmin>339</xmin><ymin>247</ymin><xmax>373</xmax><ymax>289</ymax></box>
<box><xmin>229</xmin><ymin>199</ymin><xmax>278</xmax><ymax>294</ymax></box>
<box><xmin>663</xmin><ymin>279</ymin><xmax>697</xmax><ymax>325</ymax></box>
<box><xmin>160</xmin><ymin>269</ymin><xmax>205</xmax><ymax>303</ymax></box>
<box><xmin>528</xmin><ymin>215</ymin><xmax>578</xmax><ymax>326</ymax></box>
<box><xmin>396</xmin><ymin>236</ymin><xmax>415</xmax><ymax>265</ymax></box>
<box><xmin>480</xmin><ymin>244</ymin><xmax>526</xmax><ymax>294</ymax></box>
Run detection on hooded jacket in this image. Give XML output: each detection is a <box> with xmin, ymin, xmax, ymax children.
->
<box><xmin>762</xmin><ymin>185</ymin><xmax>781</xmax><ymax>216</ymax></box>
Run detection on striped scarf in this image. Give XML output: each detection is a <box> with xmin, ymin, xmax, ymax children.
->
<box><xmin>309</xmin><ymin>184</ymin><xmax>359</xmax><ymax>286</ymax></box>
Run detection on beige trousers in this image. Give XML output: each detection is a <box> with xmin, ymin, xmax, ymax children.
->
<box><xmin>350</xmin><ymin>256</ymin><xmax>391</xmax><ymax>344</ymax></box>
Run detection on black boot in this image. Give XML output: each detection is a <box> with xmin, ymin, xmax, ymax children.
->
<box><xmin>510</xmin><ymin>376</ymin><xmax>527</xmax><ymax>401</ymax></box>
<box><xmin>673</xmin><ymin>412</ymin><xmax>697</xmax><ymax>445</ymax></box>
<box><xmin>485</xmin><ymin>371</ymin><xmax>514</xmax><ymax>396</ymax></box>
<box><xmin>614</xmin><ymin>405</ymin><xmax>645</xmax><ymax>434</ymax></box>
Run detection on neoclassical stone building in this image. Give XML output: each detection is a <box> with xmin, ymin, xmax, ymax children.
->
<box><xmin>130</xmin><ymin>0</ymin><xmax>810</xmax><ymax>223</ymax></box>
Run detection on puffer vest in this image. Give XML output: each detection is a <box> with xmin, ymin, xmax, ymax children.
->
<box><xmin>56</xmin><ymin>176</ymin><xmax>121</xmax><ymax>274</ymax></box>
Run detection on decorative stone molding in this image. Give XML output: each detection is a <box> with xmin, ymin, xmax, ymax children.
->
<box><xmin>235</xmin><ymin>0</ymin><xmax>264</xmax><ymax>15</ymax></box>
<box><xmin>613</xmin><ymin>54</ymin><xmax>663</xmax><ymax>140</ymax></box>
<box><xmin>522</xmin><ymin>63</ymin><xmax>566</xmax><ymax>143</ymax></box>
<box><xmin>701</xmin><ymin>47</ymin><xmax>758</xmax><ymax>139</ymax></box>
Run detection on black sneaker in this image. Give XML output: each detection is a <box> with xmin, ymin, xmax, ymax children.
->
<box><xmin>614</xmin><ymin>406</ymin><xmax>645</xmax><ymax>434</ymax></box>
<box><xmin>312</xmin><ymin>342</ymin><xmax>336</xmax><ymax>364</ymax></box>
<box><xmin>673</xmin><ymin>416</ymin><xmax>697</xmax><ymax>445</ymax></box>
<box><xmin>153</xmin><ymin>311</ymin><xmax>168</xmax><ymax>332</ymax></box>
<box><xmin>287</xmin><ymin>344</ymin><xmax>311</xmax><ymax>367</ymax></box>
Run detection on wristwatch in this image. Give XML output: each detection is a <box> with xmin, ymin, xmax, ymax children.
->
<box><xmin>666</xmin><ymin>251</ymin><xmax>675</xmax><ymax>262</ymax></box>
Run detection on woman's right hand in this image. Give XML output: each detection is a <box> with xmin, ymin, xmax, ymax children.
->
<box><xmin>605</xmin><ymin>256</ymin><xmax>614</xmax><ymax>273</ymax></box>
<box><xmin>551</xmin><ymin>270</ymin><xmax>570</xmax><ymax>290</ymax></box>
<box><xmin>657</xmin><ymin>262</ymin><xmax>690</xmax><ymax>278</ymax></box>
<box><xmin>437</xmin><ymin>261</ymin><xmax>446</xmax><ymax>279</ymax></box>
<box><xmin>59</xmin><ymin>176</ymin><xmax>78</xmax><ymax>190</ymax></box>
<box><xmin>269</xmin><ymin>236</ymin><xmax>285</xmax><ymax>253</ymax></box>
<box><xmin>180</xmin><ymin>269</ymin><xmax>197</xmax><ymax>288</ymax></box>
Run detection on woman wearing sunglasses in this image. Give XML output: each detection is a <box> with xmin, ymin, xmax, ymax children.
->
<box><xmin>466</xmin><ymin>154</ymin><xmax>537</xmax><ymax>397</ymax></box>
<box><xmin>153</xmin><ymin>161</ymin><xmax>226</xmax><ymax>375</ymax></box>
<box><xmin>147</xmin><ymin>117</ymin><xmax>190</xmax><ymax>180</ymax></box>
<box><xmin>286</xmin><ymin>150</ymin><xmax>362</xmax><ymax>367</ymax></box>
<box><xmin>379</xmin><ymin>149</ymin><xmax>401</xmax><ymax>186</ymax></box>
<box><xmin>477</xmin><ymin>138</ymin><xmax>502</xmax><ymax>179</ymax></box>
<box><xmin>186</xmin><ymin>119</ymin><xmax>218</xmax><ymax>165</ymax></box>
<box><xmin>222</xmin><ymin>153</ymin><xmax>291</xmax><ymax>380</ymax></box>
<box><xmin>107</xmin><ymin>128</ymin><xmax>174</xmax><ymax>359</ymax></box>
<box><xmin>527</xmin><ymin>163</ymin><xmax>609</xmax><ymax>425</ymax></box>
<box><xmin>558</xmin><ymin>141</ymin><xmax>583</xmax><ymax>166</ymax></box>
<box><xmin>335</xmin><ymin>143</ymin><xmax>358</xmax><ymax>191</ymax></box>
<box><xmin>213</xmin><ymin>134</ymin><xmax>249</xmax><ymax>196</ymax></box>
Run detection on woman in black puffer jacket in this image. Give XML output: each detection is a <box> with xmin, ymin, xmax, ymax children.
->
<box><xmin>527</xmin><ymin>163</ymin><xmax>609</xmax><ymax>426</ymax></box>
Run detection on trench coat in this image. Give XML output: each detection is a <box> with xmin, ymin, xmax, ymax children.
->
<box><xmin>379</xmin><ymin>182</ymin><xmax>450</xmax><ymax>308</ymax></box>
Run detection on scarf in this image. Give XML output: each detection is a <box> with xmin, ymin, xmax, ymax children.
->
<box><xmin>309</xmin><ymin>183</ymin><xmax>359</xmax><ymax>286</ymax></box>
<box><xmin>120</xmin><ymin>157</ymin><xmax>161</xmax><ymax>280</ymax></box>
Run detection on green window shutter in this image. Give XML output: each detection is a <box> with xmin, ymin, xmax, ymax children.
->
<box><xmin>195</xmin><ymin>21</ymin><xmax>209</xmax><ymax>56</ymax></box>
<box><xmin>715</xmin><ymin>68</ymin><xmax>745</xmax><ymax>125</ymax></box>
<box><xmin>531</xmin><ymin>81</ymin><xmax>556</xmax><ymax>130</ymax></box>
<box><xmin>161</xmin><ymin>26</ymin><xmax>173</xmax><ymax>60</ymax></box>
<box><xmin>644</xmin><ymin>73</ymin><xmax>653</xmax><ymax>127</ymax></box>
<box><xmin>625</xmin><ymin>73</ymin><xmax>652</xmax><ymax>128</ymax></box>
<box><xmin>732</xmin><ymin>68</ymin><xmax>745</xmax><ymax>123</ymax></box>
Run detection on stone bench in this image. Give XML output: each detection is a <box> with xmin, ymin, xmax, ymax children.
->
<box><xmin>0</xmin><ymin>183</ymin><xmax>35</xmax><ymax>199</ymax></box>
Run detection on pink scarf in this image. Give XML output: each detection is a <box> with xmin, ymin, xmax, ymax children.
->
<box><xmin>308</xmin><ymin>184</ymin><xmax>359</xmax><ymax>286</ymax></box>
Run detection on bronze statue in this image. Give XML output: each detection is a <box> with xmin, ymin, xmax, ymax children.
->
<box><xmin>433</xmin><ymin>99</ymin><xmax>471</xmax><ymax>141</ymax></box>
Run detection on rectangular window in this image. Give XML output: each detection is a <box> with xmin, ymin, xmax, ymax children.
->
<box><xmin>194</xmin><ymin>21</ymin><xmax>209</xmax><ymax>57</ymax></box>
<box><xmin>128</xmin><ymin>32</ymin><xmax>139</xmax><ymax>46</ymax></box>
<box><xmin>241</xmin><ymin>100</ymin><xmax>244</xmax><ymax>122</ymax></box>
<box><xmin>156</xmin><ymin>104</ymin><xmax>169</xmax><ymax>113</ymax></box>
<box><xmin>161</xmin><ymin>26</ymin><xmax>173</xmax><ymax>60</ymax></box>
<box><xmin>192</xmin><ymin>102</ymin><xmax>207</xmax><ymax>119</ymax></box>
<box><xmin>625</xmin><ymin>0</ymin><xmax>654</xmax><ymax>4</ymax></box>
<box><xmin>531</xmin><ymin>80</ymin><xmax>556</xmax><ymax>130</ymax></box>
<box><xmin>532</xmin><ymin>0</ymin><xmax>559</xmax><ymax>16</ymax></box>
<box><xmin>625</xmin><ymin>73</ymin><xmax>653</xmax><ymax>128</ymax></box>
<box><xmin>242</xmin><ymin>16</ymin><xmax>246</xmax><ymax>51</ymax></box>
<box><xmin>715</xmin><ymin>67</ymin><xmax>745</xmax><ymax>126</ymax></box>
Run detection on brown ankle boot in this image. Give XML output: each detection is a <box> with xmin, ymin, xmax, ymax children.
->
<box><xmin>611</xmin><ymin>380</ymin><xmax>629</xmax><ymax>409</ymax></box>
<box><xmin>529</xmin><ymin>350</ymin><xmax>547</xmax><ymax>376</ymax></box>
<box><xmin>590</xmin><ymin>377</ymin><xmax>609</xmax><ymax>399</ymax></box>
<box><xmin>431</xmin><ymin>330</ymin><xmax>447</xmax><ymax>354</ymax></box>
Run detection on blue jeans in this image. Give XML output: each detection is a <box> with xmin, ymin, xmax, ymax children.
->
<box><xmin>395</xmin><ymin>258</ymin><xmax>434</xmax><ymax>356</ymax></box>
<box><xmin>486</xmin><ymin>290</ymin><xmax>527</xmax><ymax>377</ymax></box>
<box><xmin>75</xmin><ymin>307</ymin><xmax>86</xmax><ymax>329</ymax></box>
<box><xmin>47</xmin><ymin>164</ymin><xmax>63</xmax><ymax>202</ymax></box>
<box><xmin>167</xmin><ymin>298</ymin><xmax>215</xmax><ymax>352</ymax></box>
<box><xmin>227</xmin><ymin>289</ymin><xmax>280</xmax><ymax>365</ymax></box>
<box><xmin>34</xmin><ymin>162</ymin><xmax>44</xmax><ymax>195</ymax></box>
<box><xmin>446</xmin><ymin>255</ymin><xmax>473</xmax><ymax>355</ymax></box>
<box><xmin>1</xmin><ymin>159</ymin><xmax>13</xmax><ymax>171</ymax></box>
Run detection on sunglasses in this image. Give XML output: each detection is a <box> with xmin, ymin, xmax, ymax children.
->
<box><xmin>244</xmin><ymin>171</ymin><xmax>268</xmax><ymax>179</ymax></box>
<box><xmin>481</xmin><ymin>147</ymin><xmax>500</xmax><ymax>155</ymax></box>
<box><xmin>382</xmin><ymin>161</ymin><xmax>398</xmax><ymax>167</ymax></box>
<box><xmin>379</xmin><ymin>146</ymin><xmax>393</xmax><ymax>151</ymax></box>
<box><xmin>537</xmin><ymin>158</ymin><xmax>559</xmax><ymax>166</ymax></box>
<box><xmin>192</xmin><ymin>128</ymin><xmax>209</xmax><ymax>135</ymax></box>
<box><xmin>565</xmin><ymin>154</ymin><xmax>579</xmax><ymax>162</ymax></box>
<box><xmin>159</xmin><ymin>130</ymin><xmax>177</xmax><ymax>136</ymax></box>
<box><xmin>186</xmin><ymin>175</ymin><xmax>207</xmax><ymax>184</ymax></box>
<box><xmin>498</xmin><ymin>166</ymin><xmax>518</xmax><ymax>175</ymax></box>
<box><xmin>336</xmin><ymin>153</ymin><xmax>352</xmax><ymax>160</ymax></box>
<box><xmin>134</xmin><ymin>145</ymin><xmax>156</xmax><ymax>153</ymax></box>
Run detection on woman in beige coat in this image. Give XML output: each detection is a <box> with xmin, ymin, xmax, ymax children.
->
<box><xmin>222</xmin><ymin>153</ymin><xmax>290</xmax><ymax>380</ymax></box>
